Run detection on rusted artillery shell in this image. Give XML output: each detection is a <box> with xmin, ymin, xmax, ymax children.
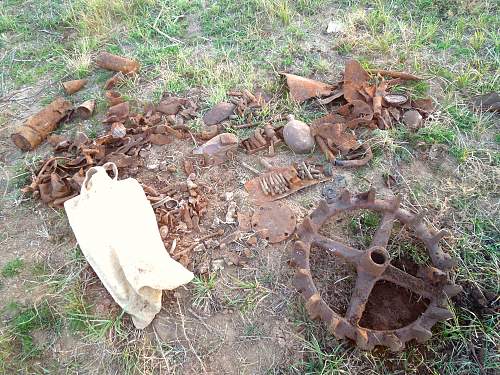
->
<box><xmin>11</xmin><ymin>97</ymin><xmax>72</xmax><ymax>151</ymax></box>
<box><xmin>76</xmin><ymin>100</ymin><xmax>96</xmax><ymax>120</ymax></box>
<box><xmin>62</xmin><ymin>79</ymin><xmax>87</xmax><ymax>95</ymax></box>
<box><xmin>96</xmin><ymin>52</ymin><xmax>139</xmax><ymax>75</ymax></box>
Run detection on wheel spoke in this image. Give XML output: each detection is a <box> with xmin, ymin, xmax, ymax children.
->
<box><xmin>382</xmin><ymin>265</ymin><xmax>437</xmax><ymax>299</ymax></box>
<box><xmin>312</xmin><ymin>234</ymin><xmax>362</xmax><ymax>262</ymax></box>
<box><xmin>345</xmin><ymin>272</ymin><xmax>377</xmax><ymax>325</ymax></box>
<box><xmin>371</xmin><ymin>211</ymin><xmax>395</xmax><ymax>248</ymax></box>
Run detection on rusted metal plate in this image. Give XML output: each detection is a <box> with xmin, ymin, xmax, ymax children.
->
<box><xmin>245</xmin><ymin>165</ymin><xmax>330</xmax><ymax>203</ymax></box>
<box><xmin>251</xmin><ymin>202</ymin><xmax>296</xmax><ymax>243</ymax></box>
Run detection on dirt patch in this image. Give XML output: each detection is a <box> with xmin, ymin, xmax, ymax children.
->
<box><xmin>359</xmin><ymin>281</ymin><xmax>429</xmax><ymax>330</ymax></box>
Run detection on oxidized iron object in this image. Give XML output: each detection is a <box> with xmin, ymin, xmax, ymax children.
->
<box><xmin>76</xmin><ymin>99</ymin><xmax>96</xmax><ymax>120</ymax></box>
<box><xmin>11</xmin><ymin>97</ymin><xmax>72</xmax><ymax>151</ymax></box>
<box><xmin>282</xmin><ymin>73</ymin><xmax>336</xmax><ymax>103</ymax></box>
<box><xmin>241</xmin><ymin>125</ymin><xmax>283</xmax><ymax>154</ymax></box>
<box><xmin>62</xmin><ymin>79</ymin><xmax>87</xmax><ymax>95</ymax></box>
<box><xmin>245</xmin><ymin>165</ymin><xmax>330</xmax><ymax>203</ymax></box>
<box><xmin>290</xmin><ymin>189</ymin><xmax>461</xmax><ymax>351</ymax></box>
<box><xmin>335</xmin><ymin>143</ymin><xmax>373</xmax><ymax>167</ymax></box>
<box><xmin>96</xmin><ymin>52</ymin><xmax>139</xmax><ymax>75</ymax></box>
<box><xmin>251</xmin><ymin>202</ymin><xmax>296</xmax><ymax>243</ymax></box>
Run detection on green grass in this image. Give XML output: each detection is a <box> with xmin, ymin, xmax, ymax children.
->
<box><xmin>9</xmin><ymin>302</ymin><xmax>59</xmax><ymax>360</ymax></box>
<box><xmin>191</xmin><ymin>272</ymin><xmax>217</xmax><ymax>310</ymax></box>
<box><xmin>349</xmin><ymin>211</ymin><xmax>381</xmax><ymax>247</ymax></box>
<box><xmin>2</xmin><ymin>259</ymin><xmax>24</xmax><ymax>278</ymax></box>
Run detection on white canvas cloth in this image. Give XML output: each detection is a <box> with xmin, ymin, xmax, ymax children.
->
<box><xmin>64</xmin><ymin>163</ymin><xmax>193</xmax><ymax>328</ymax></box>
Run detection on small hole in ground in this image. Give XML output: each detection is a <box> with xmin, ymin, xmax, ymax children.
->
<box><xmin>371</xmin><ymin>251</ymin><xmax>386</xmax><ymax>265</ymax></box>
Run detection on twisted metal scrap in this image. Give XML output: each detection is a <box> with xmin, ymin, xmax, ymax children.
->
<box><xmin>291</xmin><ymin>189</ymin><xmax>462</xmax><ymax>351</ymax></box>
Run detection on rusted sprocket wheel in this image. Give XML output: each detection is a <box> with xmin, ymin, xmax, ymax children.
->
<box><xmin>290</xmin><ymin>189</ymin><xmax>462</xmax><ymax>351</ymax></box>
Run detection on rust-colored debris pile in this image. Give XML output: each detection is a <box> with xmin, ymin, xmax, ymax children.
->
<box><xmin>12</xmin><ymin>52</ymin><xmax>461</xmax><ymax>351</ymax></box>
<box><xmin>282</xmin><ymin>59</ymin><xmax>434</xmax><ymax>166</ymax></box>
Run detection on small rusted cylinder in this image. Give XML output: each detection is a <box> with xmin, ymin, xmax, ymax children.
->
<box><xmin>11</xmin><ymin>97</ymin><xmax>72</xmax><ymax>151</ymax></box>
<box><xmin>96</xmin><ymin>52</ymin><xmax>139</xmax><ymax>75</ymax></box>
<box><xmin>105</xmin><ymin>90</ymin><xmax>124</xmax><ymax>106</ymax></box>
<box><xmin>62</xmin><ymin>79</ymin><xmax>87</xmax><ymax>95</ymax></box>
<box><xmin>76</xmin><ymin>100</ymin><xmax>96</xmax><ymax>120</ymax></box>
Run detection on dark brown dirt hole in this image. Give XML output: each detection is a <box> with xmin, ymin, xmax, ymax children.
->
<box><xmin>359</xmin><ymin>280</ymin><xmax>429</xmax><ymax>330</ymax></box>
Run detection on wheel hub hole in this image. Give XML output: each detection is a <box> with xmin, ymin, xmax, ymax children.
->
<box><xmin>371</xmin><ymin>250</ymin><xmax>386</xmax><ymax>265</ymax></box>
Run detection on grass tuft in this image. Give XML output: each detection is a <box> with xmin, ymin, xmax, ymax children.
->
<box><xmin>2</xmin><ymin>259</ymin><xmax>24</xmax><ymax>278</ymax></box>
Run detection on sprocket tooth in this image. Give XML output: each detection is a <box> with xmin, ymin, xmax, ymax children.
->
<box><xmin>301</xmin><ymin>216</ymin><xmax>319</xmax><ymax>234</ymax></box>
<box><xmin>443</xmin><ymin>284</ymin><xmax>462</xmax><ymax>298</ymax></box>
<box><xmin>367</xmin><ymin>188</ymin><xmax>376</xmax><ymax>202</ymax></box>
<box><xmin>331</xmin><ymin>320</ymin><xmax>347</xmax><ymax>340</ymax></box>
<box><xmin>305</xmin><ymin>293</ymin><xmax>322</xmax><ymax>319</ymax></box>
<box><xmin>427</xmin><ymin>306</ymin><xmax>453</xmax><ymax>321</ymax></box>
<box><xmin>340</xmin><ymin>189</ymin><xmax>351</xmax><ymax>203</ymax></box>
<box><xmin>356</xmin><ymin>329</ymin><xmax>372</xmax><ymax>350</ymax></box>
<box><xmin>384</xmin><ymin>334</ymin><xmax>403</xmax><ymax>352</ymax></box>
<box><xmin>411</xmin><ymin>325</ymin><xmax>433</xmax><ymax>343</ymax></box>
<box><xmin>328</xmin><ymin>316</ymin><xmax>340</xmax><ymax>333</ymax></box>
<box><xmin>430</xmin><ymin>229</ymin><xmax>449</xmax><ymax>245</ymax></box>
<box><xmin>293</xmin><ymin>269</ymin><xmax>314</xmax><ymax>297</ymax></box>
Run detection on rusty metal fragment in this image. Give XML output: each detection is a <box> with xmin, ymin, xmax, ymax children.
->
<box><xmin>241</xmin><ymin>125</ymin><xmax>283</xmax><ymax>154</ymax></box>
<box><xmin>200</xmin><ymin>125</ymin><xmax>219</xmax><ymax>140</ymax></box>
<box><xmin>157</xmin><ymin>97</ymin><xmax>187</xmax><ymax>115</ymax></box>
<box><xmin>343</xmin><ymin>59</ymin><xmax>370</xmax><ymax>103</ymax></box>
<box><xmin>11</xmin><ymin>97</ymin><xmax>72</xmax><ymax>151</ymax></box>
<box><xmin>62</xmin><ymin>79</ymin><xmax>87</xmax><ymax>95</ymax></box>
<box><xmin>282</xmin><ymin>73</ymin><xmax>336</xmax><ymax>103</ymax></box>
<box><xmin>76</xmin><ymin>99</ymin><xmax>96</xmax><ymax>120</ymax></box>
<box><xmin>251</xmin><ymin>202</ymin><xmax>296</xmax><ymax>243</ymax></box>
<box><xmin>193</xmin><ymin>132</ymin><xmax>238</xmax><ymax>164</ymax></box>
<box><xmin>311</xmin><ymin>122</ymin><xmax>358</xmax><ymax>154</ymax></box>
<box><xmin>96</xmin><ymin>52</ymin><xmax>139</xmax><ymax>75</ymax></box>
<box><xmin>291</xmin><ymin>190</ymin><xmax>460</xmax><ymax>351</ymax></box>
<box><xmin>334</xmin><ymin>143</ymin><xmax>373</xmax><ymax>167</ymax></box>
<box><xmin>104</xmin><ymin>102</ymin><xmax>129</xmax><ymax>123</ymax></box>
<box><xmin>203</xmin><ymin>102</ymin><xmax>235</xmax><ymax>125</ymax></box>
